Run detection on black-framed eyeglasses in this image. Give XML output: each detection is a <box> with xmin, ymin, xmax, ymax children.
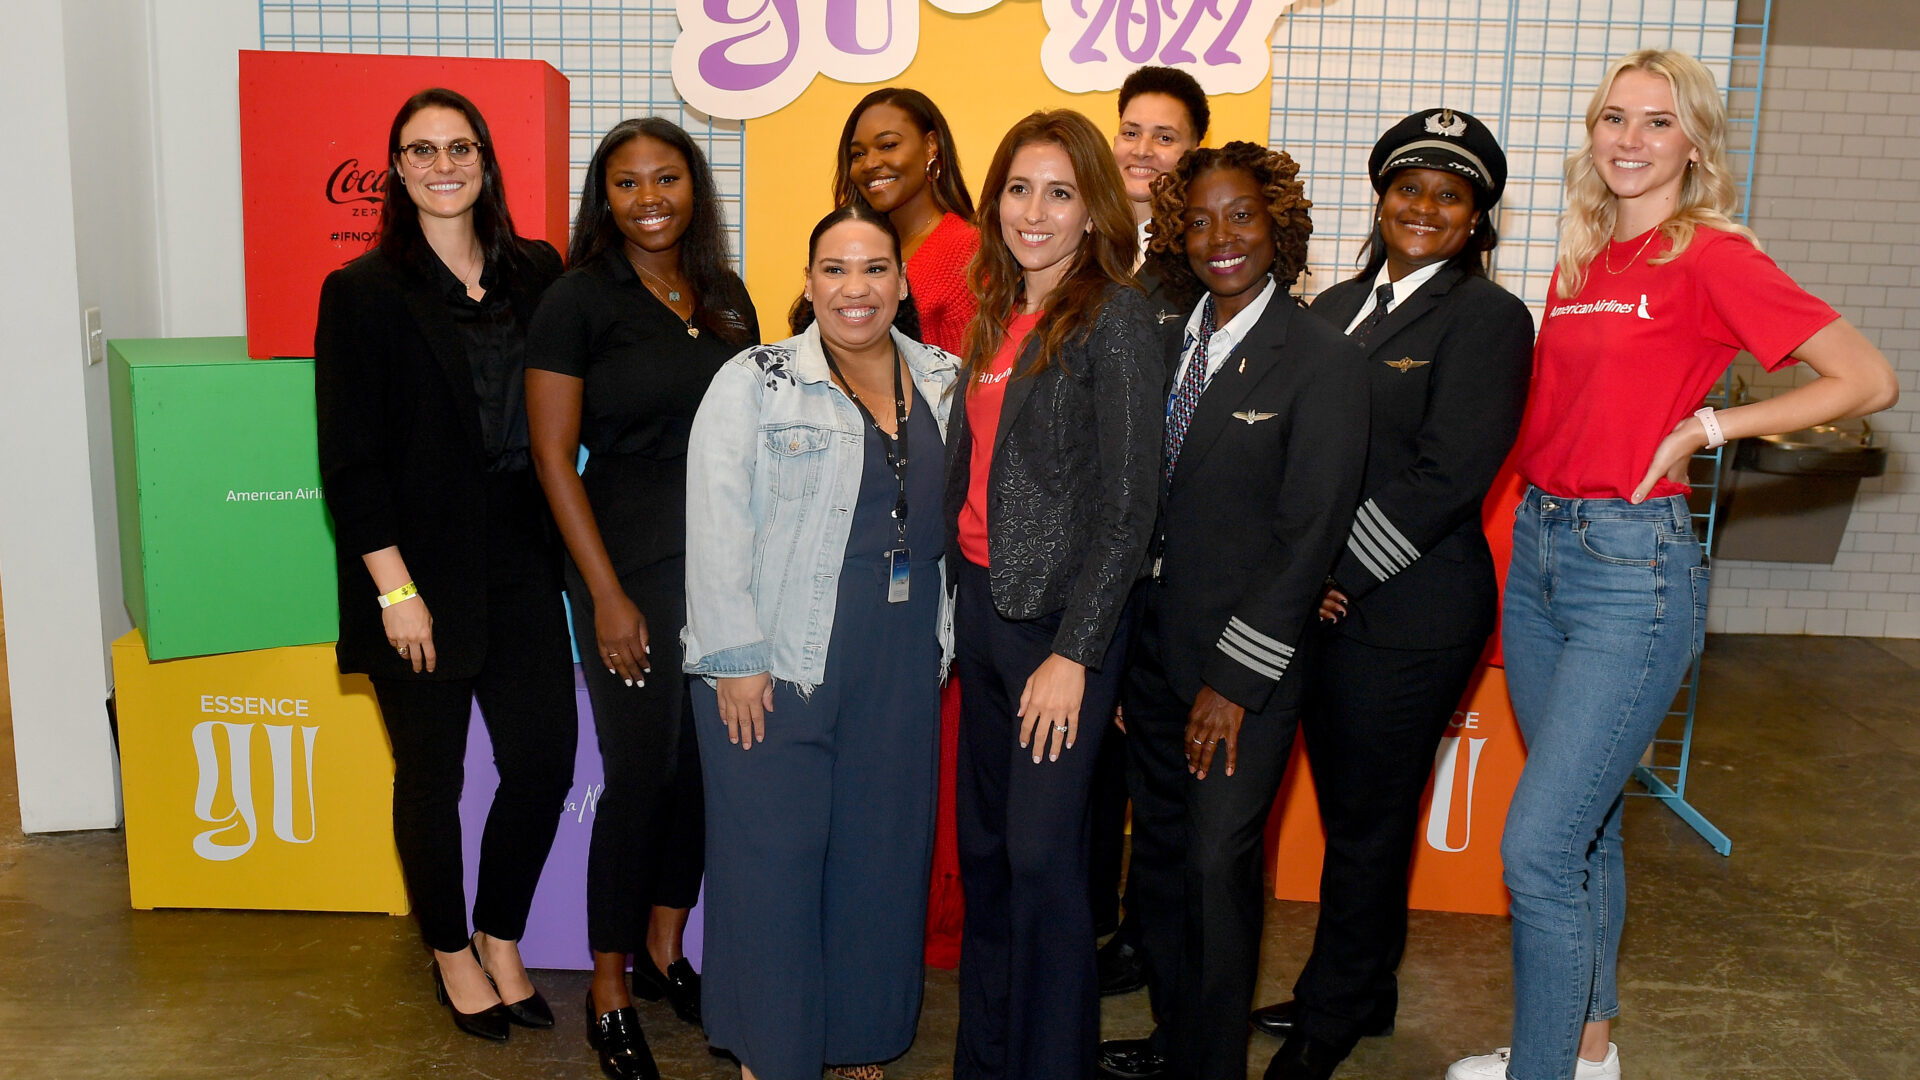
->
<box><xmin>397</xmin><ymin>139</ymin><xmax>484</xmax><ymax>169</ymax></box>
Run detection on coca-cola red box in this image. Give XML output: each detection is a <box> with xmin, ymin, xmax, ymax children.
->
<box><xmin>238</xmin><ymin>51</ymin><xmax>570</xmax><ymax>359</ymax></box>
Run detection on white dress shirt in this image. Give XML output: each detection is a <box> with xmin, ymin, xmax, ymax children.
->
<box><xmin>1173</xmin><ymin>275</ymin><xmax>1280</xmax><ymax>390</ymax></box>
<box><xmin>1341</xmin><ymin>260</ymin><xmax>1446</xmax><ymax>336</ymax></box>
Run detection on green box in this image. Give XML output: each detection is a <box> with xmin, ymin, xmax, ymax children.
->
<box><xmin>110</xmin><ymin>338</ymin><xmax>338</xmax><ymax>660</ymax></box>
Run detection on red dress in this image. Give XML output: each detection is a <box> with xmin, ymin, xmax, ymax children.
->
<box><xmin>911</xmin><ymin>211</ymin><xmax>980</xmax><ymax>969</ymax></box>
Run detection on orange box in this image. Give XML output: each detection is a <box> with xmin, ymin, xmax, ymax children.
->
<box><xmin>238</xmin><ymin>50</ymin><xmax>570</xmax><ymax>359</ymax></box>
<box><xmin>1271</xmin><ymin>665</ymin><xmax>1525</xmax><ymax>916</ymax></box>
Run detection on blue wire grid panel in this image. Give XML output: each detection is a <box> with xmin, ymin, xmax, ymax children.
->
<box><xmin>1269</xmin><ymin>0</ymin><xmax>1769</xmax><ymax>856</ymax></box>
<box><xmin>259</xmin><ymin>1</ymin><xmax>746</xmax><ymax>265</ymax></box>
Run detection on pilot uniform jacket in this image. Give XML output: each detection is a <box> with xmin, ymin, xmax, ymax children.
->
<box><xmin>1148</xmin><ymin>295</ymin><xmax>1370</xmax><ymax>714</ymax></box>
<box><xmin>942</xmin><ymin>283</ymin><xmax>1164</xmax><ymax>669</ymax></box>
<box><xmin>315</xmin><ymin>240</ymin><xmax>565</xmax><ymax>681</ymax></box>
<box><xmin>1308</xmin><ymin>265</ymin><xmax>1535</xmax><ymax>651</ymax></box>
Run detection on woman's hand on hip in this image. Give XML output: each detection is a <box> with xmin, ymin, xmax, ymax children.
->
<box><xmin>1631</xmin><ymin>416</ymin><xmax>1707</xmax><ymax>504</ymax></box>
<box><xmin>716</xmin><ymin>673</ymin><xmax>774</xmax><ymax>750</ymax></box>
<box><xmin>1018</xmin><ymin>653</ymin><xmax>1087</xmax><ymax>764</ymax></box>
<box><xmin>382</xmin><ymin>597</ymin><xmax>436</xmax><ymax>674</ymax></box>
<box><xmin>1185</xmin><ymin>685</ymin><xmax>1246</xmax><ymax>779</ymax></box>
<box><xmin>594</xmin><ymin>590</ymin><xmax>651</xmax><ymax>687</ymax></box>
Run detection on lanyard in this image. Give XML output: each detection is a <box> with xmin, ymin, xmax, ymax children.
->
<box><xmin>822</xmin><ymin>343</ymin><xmax>911</xmax><ymax>556</ymax></box>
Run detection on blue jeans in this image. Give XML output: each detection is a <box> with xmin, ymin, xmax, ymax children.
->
<box><xmin>1499</xmin><ymin>487</ymin><xmax>1707</xmax><ymax>1080</ymax></box>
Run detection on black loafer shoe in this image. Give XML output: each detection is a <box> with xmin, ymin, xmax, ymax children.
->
<box><xmin>1249</xmin><ymin>999</ymin><xmax>1394</xmax><ymax>1040</ymax></box>
<box><xmin>431</xmin><ymin>961</ymin><xmax>511</xmax><ymax>1042</ymax></box>
<box><xmin>1097</xmin><ymin>937</ymin><xmax>1147</xmax><ymax>997</ymax></box>
<box><xmin>1097</xmin><ymin>1036</ymin><xmax>1167</xmax><ymax>1079</ymax></box>
<box><xmin>633</xmin><ymin>957</ymin><xmax>701</xmax><ymax>1027</ymax></box>
<box><xmin>1262</xmin><ymin>1033</ymin><xmax>1356</xmax><ymax>1080</ymax></box>
<box><xmin>586</xmin><ymin>992</ymin><xmax>660</xmax><ymax>1080</ymax></box>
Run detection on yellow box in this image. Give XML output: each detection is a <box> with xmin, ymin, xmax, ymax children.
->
<box><xmin>113</xmin><ymin>630</ymin><xmax>408</xmax><ymax>914</ymax></box>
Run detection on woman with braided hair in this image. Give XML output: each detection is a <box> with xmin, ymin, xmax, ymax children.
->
<box><xmin>1095</xmin><ymin>140</ymin><xmax>1369</xmax><ymax>1080</ymax></box>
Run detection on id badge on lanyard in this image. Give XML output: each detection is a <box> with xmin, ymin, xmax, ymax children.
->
<box><xmin>887</xmin><ymin>549</ymin><xmax>911</xmax><ymax>603</ymax></box>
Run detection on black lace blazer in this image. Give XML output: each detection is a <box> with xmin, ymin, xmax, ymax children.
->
<box><xmin>943</xmin><ymin>283</ymin><xmax>1164</xmax><ymax>669</ymax></box>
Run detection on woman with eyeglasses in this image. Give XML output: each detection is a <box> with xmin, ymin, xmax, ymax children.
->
<box><xmin>314</xmin><ymin>87</ymin><xmax>572</xmax><ymax>1043</ymax></box>
<box><xmin>525</xmin><ymin>116</ymin><xmax>760</xmax><ymax>1080</ymax></box>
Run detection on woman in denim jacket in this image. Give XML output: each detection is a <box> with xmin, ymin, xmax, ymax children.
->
<box><xmin>682</xmin><ymin>202</ymin><xmax>957</xmax><ymax>1080</ymax></box>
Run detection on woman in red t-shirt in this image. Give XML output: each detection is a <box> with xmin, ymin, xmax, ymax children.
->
<box><xmin>1447</xmin><ymin>50</ymin><xmax>1897</xmax><ymax>1080</ymax></box>
<box><xmin>946</xmin><ymin>109</ymin><xmax>1163</xmax><ymax>1080</ymax></box>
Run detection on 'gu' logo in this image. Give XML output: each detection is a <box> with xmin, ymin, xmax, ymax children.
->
<box><xmin>190</xmin><ymin>722</ymin><xmax>319</xmax><ymax>862</ymax></box>
<box><xmin>1424</xmin><ymin>733</ymin><xmax>1487</xmax><ymax>853</ymax></box>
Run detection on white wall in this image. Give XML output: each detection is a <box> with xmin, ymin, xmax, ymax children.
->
<box><xmin>0</xmin><ymin>0</ymin><xmax>124</xmax><ymax>831</ymax></box>
<box><xmin>1</xmin><ymin>0</ymin><xmax>254</xmax><ymax>832</ymax></box>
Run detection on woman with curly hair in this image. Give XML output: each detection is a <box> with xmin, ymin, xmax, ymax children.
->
<box><xmin>526</xmin><ymin>116</ymin><xmax>759</xmax><ymax>1079</ymax></box>
<box><xmin>1094</xmin><ymin>140</ymin><xmax>1368</xmax><ymax>1080</ymax></box>
<box><xmin>1447</xmin><ymin>51</ymin><xmax>1895</xmax><ymax>1080</ymax></box>
<box><xmin>1239</xmin><ymin>109</ymin><xmax>1535</xmax><ymax>1080</ymax></box>
<box><xmin>944</xmin><ymin>109</ymin><xmax>1163</xmax><ymax>1080</ymax></box>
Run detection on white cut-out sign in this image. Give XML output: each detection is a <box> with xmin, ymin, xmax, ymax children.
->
<box><xmin>671</xmin><ymin>0</ymin><xmax>1302</xmax><ymax>120</ymax></box>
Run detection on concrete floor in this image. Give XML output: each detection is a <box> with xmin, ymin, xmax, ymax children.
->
<box><xmin>2</xmin><ymin>617</ymin><xmax>1916</xmax><ymax>1078</ymax></box>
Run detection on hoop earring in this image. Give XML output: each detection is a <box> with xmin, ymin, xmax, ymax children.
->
<box><xmin>926</xmin><ymin>155</ymin><xmax>941</xmax><ymax>182</ymax></box>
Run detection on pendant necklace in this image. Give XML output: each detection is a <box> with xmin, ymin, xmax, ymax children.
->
<box><xmin>1603</xmin><ymin>228</ymin><xmax>1660</xmax><ymax>275</ymax></box>
<box><xmin>633</xmin><ymin>261</ymin><xmax>699</xmax><ymax>338</ymax></box>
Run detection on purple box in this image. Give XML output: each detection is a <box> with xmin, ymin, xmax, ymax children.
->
<box><xmin>459</xmin><ymin>665</ymin><xmax>704</xmax><ymax>970</ymax></box>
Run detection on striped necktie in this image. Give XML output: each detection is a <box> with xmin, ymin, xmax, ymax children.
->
<box><xmin>1164</xmin><ymin>296</ymin><xmax>1217</xmax><ymax>483</ymax></box>
<box><xmin>1349</xmin><ymin>281</ymin><xmax>1395</xmax><ymax>344</ymax></box>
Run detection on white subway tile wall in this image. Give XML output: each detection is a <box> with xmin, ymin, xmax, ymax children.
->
<box><xmin>1708</xmin><ymin>44</ymin><xmax>1920</xmax><ymax>639</ymax></box>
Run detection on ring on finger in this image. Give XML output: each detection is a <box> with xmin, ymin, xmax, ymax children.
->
<box><xmin>1191</xmin><ymin>736</ymin><xmax>1205</xmax><ymax>744</ymax></box>
<box><xmin>1054</xmin><ymin>723</ymin><xmax>1069</xmax><ymax>733</ymax></box>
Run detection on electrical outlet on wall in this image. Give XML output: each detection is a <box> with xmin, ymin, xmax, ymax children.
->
<box><xmin>83</xmin><ymin>306</ymin><xmax>104</xmax><ymax>366</ymax></box>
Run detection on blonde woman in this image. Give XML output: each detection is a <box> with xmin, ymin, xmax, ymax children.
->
<box><xmin>1448</xmin><ymin>50</ymin><xmax>1896</xmax><ymax>1080</ymax></box>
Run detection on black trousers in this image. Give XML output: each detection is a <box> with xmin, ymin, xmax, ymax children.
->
<box><xmin>954</xmin><ymin>560</ymin><xmax>1139</xmax><ymax>1080</ymax></box>
<box><xmin>371</xmin><ymin>566</ymin><xmax>577</xmax><ymax>955</ymax></box>
<box><xmin>567</xmin><ymin>555</ymin><xmax>706</xmax><ymax>955</ymax></box>
<box><xmin>1287</xmin><ymin>628</ymin><xmax>1485</xmax><ymax>1044</ymax></box>
<box><xmin>1089</xmin><ymin>723</ymin><xmax>1134</xmax><ymax>938</ymax></box>
<box><xmin>1122</xmin><ymin>604</ymin><xmax>1302</xmax><ymax>1080</ymax></box>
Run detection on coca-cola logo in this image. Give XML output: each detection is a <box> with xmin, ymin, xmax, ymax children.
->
<box><xmin>326</xmin><ymin>158</ymin><xmax>389</xmax><ymax>206</ymax></box>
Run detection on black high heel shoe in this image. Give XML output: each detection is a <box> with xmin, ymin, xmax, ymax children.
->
<box><xmin>586</xmin><ymin>990</ymin><xmax>660</xmax><ymax>1080</ymax></box>
<box><xmin>631</xmin><ymin>956</ymin><xmax>701</xmax><ymax>1027</ymax></box>
<box><xmin>469</xmin><ymin>934</ymin><xmax>554</xmax><ymax>1028</ymax></box>
<box><xmin>431</xmin><ymin>959</ymin><xmax>512</xmax><ymax>1042</ymax></box>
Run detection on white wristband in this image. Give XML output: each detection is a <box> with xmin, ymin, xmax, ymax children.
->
<box><xmin>1694</xmin><ymin>406</ymin><xmax>1726</xmax><ymax>450</ymax></box>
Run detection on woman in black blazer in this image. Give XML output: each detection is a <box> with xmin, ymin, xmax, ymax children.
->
<box><xmin>943</xmin><ymin>109</ymin><xmax>1162</xmax><ymax>1080</ymax></box>
<box><xmin>1244</xmin><ymin>110</ymin><xmax>1535</xmax><ymax>1080</ymax></box>
<box><xmin>314</xmin><ymin>87</ymin><xmax>574</xmax><ymax>1043</ymax></box>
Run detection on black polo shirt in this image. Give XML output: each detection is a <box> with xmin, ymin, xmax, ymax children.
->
<box><xmin>526</xmin><ymin>245</ymin><xmax>760</xmax><ymax>574</ymax></box>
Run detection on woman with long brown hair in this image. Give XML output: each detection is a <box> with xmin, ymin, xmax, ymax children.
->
<box><xmin>943</xmin><ymin>108</ymin><xmax>1162</xmax><ymax>1080</ymax></box>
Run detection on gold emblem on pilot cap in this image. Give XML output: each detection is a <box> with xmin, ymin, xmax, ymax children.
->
<box><xmin>1425</xmin><ymin>110</ymin><xmax>1467</xmax><ymax>137</ymax></box>
<box><xmin>1385</xmin><ymin>357</ymin><xmax>1432</xmax><ymax>372</ymax></box>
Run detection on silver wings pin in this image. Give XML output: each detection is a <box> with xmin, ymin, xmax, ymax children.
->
<box><xmin>1233</xmin><ymin>409</ymin><xmax>1278</xmax><ymax>424</ymax></box>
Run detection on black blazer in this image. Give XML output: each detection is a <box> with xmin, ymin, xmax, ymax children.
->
<box><xmin>1147</xmin><ymin>295</ymin><xmax>1370</xmax><ymax>712</ymax></box>
<box><xmin>943</xmin><ymin>283</ymin><xmax>1164</xmax><ymax>669</ymax></box>
<box><xmin>314</xmin><ymin>241</ymin><xmax>565</xmax><ymax>680</ymax></box>
<box><xmin>1308</xmin><ymin>266</ymin><xmax>1534</xmax><ymax>650</ymax></box>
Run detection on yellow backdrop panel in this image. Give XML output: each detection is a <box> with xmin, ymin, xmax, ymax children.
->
<box><xmin>114</xmin><ymin>630</ymin><xmax>408</xmax><ymax>914</ymax></box>
<box><xmin>743</xmin><ymin>1</ymin><xmax>1273</xmax><ymax>333</ymax></box>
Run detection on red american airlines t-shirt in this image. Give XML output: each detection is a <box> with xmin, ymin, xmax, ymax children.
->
<box><xmin>1517</xmin><ymin>225</ymin><xmax>1838</xmax><ymax>501</ymax></box>
<box><xmin>959</xmin><ymin>311</ymin><xmax>1044</xmax><ymax>566</ymax></box>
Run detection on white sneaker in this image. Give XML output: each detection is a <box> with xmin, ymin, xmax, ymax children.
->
<box><xmin>1445</xmin><ymin>1048</ymin><xmax>1510</xmax><ymax>1080</ymax></box>
<box><xmin>1445</xmin><ymin>1043</ymin><xmax>1620</xmax><ymax>1080</ymax></box>
<box><xmin>1576</xmin><ymin>1043</ymin><xmax>1621</xmax><ymax>1079</ymax></box>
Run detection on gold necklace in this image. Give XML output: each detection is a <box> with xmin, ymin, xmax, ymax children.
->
<box><xmin>1603</xmin><ymin>228</ymin><xmax>1660</xmax><ymax>275</ymax></box>
<box><xmin>630</xmin><ymin>259</ymin><xmax>699</xmax><ymax>338</ymax></box>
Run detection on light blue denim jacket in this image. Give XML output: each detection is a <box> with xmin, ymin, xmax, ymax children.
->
<box><xmin>683</xmin><ymin>324</ymin><xmax>959</xmax><ymax>692</ymax></box>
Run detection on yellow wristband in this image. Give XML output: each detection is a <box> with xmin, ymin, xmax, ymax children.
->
<box><xmin>377</xmin><ymin>581</ymin><xmax>419</xmax><ymax>609</ymax></box>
